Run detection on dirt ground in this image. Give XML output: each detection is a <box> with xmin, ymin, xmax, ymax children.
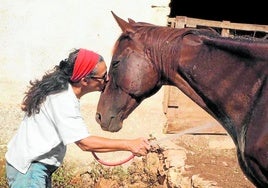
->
<box><xmin>1</xmin><ymin>84</ymin><xmax>256</xmax><ymax>187</ymax></box>
<box><xmin>173</xmin><ymin>134</ymin><xmax>254</xmax><ymax>188</ymax></box>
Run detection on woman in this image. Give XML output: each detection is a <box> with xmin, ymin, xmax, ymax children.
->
<box><xmin>5</xmin><ymin>48</ymin><xmax>150</xmax><ymax>187</ymax></box>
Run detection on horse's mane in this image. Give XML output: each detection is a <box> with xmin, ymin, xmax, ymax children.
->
<box><xmin>132</xmin><ymin>21</ymin><xmax>219</xmax><ymax>40</ymax></box>
<box><xmin>131</xmin><ymin>23</ymin><xmax>220</xmax><ymax>48</ymax></box>
<box><xmin>114</xmin><ymin>21</ymin><xmax>268</xmax><ymax>61</ymax></box>
<box><xmin>191</xmin><ymin>30</ymin><xmax>268</xmax><ymax>60</ymax></box>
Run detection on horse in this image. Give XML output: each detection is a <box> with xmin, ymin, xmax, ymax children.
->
<box><xmin>95</xmin><ymin>12</ymin><xmax>268</xmax><ymax>187</ymax></box>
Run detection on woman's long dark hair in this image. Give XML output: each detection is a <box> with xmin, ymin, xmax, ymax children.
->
<box><xmin>22</xmin><ymin>49</ymin><xmax>79</xmax><ymax>117</ymax></box>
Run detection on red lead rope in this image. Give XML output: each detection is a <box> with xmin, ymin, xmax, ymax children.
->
<box><xmin>91</xmin><ymin>152</ymin><xmax>135</xmax><ymax>166</ymax></box>
<box><xmin>91</xmin><ymin>124</ymin><xmax>216</xmax><ymax>167</ymax></box>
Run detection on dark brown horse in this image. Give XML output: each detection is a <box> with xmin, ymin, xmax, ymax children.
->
<box><xmin>96</xmin><ymin>12</ymin><xmax>268</xmax><ymax>187</ymax></box>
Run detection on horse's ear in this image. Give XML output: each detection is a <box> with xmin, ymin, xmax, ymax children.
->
<box><xmin>128</xmin><ymin>18</ymin><xmax>136</xmax><ymax>24</ymax></box>
<box><xmin>111</xmin><ymin>11</ymin><xmax>134</xmax><ymax>33</ymax></box>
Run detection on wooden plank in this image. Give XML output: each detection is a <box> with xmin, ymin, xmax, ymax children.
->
<box><xmin>168</xmin><ymin>16</ymin><xmax>268</xmax><ymax>33</ymax></box>
<box><xmin>162</xmin><ymin>86</ymin><xmax>169</xmax><ymax>114</ymax></box>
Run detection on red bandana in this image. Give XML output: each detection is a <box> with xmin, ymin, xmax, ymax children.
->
<box><xmin>70</xmin><ymin>49</ymin><xmax>99</xmax><ymax>82</ymax></box>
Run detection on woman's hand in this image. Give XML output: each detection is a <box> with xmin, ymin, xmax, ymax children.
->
<box><xmin>128</xmin><ymin>137</ymin><xmax>151</xmax><ymax>157</ymax></box>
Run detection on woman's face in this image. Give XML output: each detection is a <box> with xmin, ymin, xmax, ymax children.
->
<box><xmin>86</xmin><ymin>61</ymin><xmax>109</xmax><ymax>92</ymax></box>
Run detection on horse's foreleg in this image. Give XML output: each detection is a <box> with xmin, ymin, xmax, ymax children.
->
<box><xmin>243</xmin><ymin>125</ymin><xmax>268</xmax><ymax>187</ymax></box>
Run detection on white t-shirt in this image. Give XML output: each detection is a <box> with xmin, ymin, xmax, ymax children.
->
<box><xmin>5</xmin><ymin>84</ymin><xmax>90</xmax><ymax>174</ymax></box>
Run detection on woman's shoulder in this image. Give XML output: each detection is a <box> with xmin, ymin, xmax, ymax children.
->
<box><xmin>46</xmin><ymin>85</ymin><xmax>78</xmax><ymax>108</ymax></box>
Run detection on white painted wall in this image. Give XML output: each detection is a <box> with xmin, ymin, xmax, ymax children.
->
<box><xmin>0</xmin><ymin>0</ymin><xmax>170</xmax><ymax>83</ymax></box>
<box><xmin>0</xmin><ymin>0</ymin><xmax>170</xmax><ymax>105</ymax></box>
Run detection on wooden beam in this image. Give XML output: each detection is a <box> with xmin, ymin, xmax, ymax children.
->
<box><xmin>167</xmin><ymin>16</ymin><xmax>268</xmax><ymax>33</ymax></box>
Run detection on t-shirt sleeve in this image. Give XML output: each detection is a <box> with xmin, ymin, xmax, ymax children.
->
<box><xmin>48</xmin><ymin>93</ymin><xmax>90</xmax><ymax>145</ymax></box>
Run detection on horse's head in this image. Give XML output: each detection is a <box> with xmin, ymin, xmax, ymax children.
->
<box><xmin>95</xmin><ymin>12</ymin><xmax>161</xmax><ymax>132</ymax></box>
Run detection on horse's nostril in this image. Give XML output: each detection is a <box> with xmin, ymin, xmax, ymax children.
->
<box><xmin>95</xmin><ymin>113</ymin><xmax>101</xmax><ymax>123</ymax></box>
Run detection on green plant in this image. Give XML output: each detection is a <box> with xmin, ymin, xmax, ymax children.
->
<box><xmin>0</xmin><ymin>147</ymin><xmax>8</xmax><ymax>188</ymax></box>
<box><xmin>0</xmin><ymin>158</ymin><xmax>8</xmax><ymax>188</ymax></box>
<box><xmin>52</xmin><ymin>162</ymin><xmax>80</xmax><ymax>188</ymax></box>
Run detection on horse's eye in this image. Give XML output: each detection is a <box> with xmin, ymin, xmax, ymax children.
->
<box><xmin>112</xmin><ymin>61</ymin><xmax>120</xmax><ymax>68</ymax></box>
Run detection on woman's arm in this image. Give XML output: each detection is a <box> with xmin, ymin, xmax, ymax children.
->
<box><xmin>75</xmin><ymin>136</ymin><xmax>150</xmax><ymax>156</ymax></box>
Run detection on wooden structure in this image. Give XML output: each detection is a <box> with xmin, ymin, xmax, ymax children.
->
<box><xmin>163</xmin><ymin>16</ymin><xmax>268</xmax><ymax>134</ymax></box>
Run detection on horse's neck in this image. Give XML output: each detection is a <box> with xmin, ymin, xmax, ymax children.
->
<box><xmin>171</xmin><ymin>52</ymin><xmax>266</xmax><ymax>139</ymax></box>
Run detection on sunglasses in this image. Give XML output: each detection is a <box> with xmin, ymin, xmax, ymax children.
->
<box><xmin>90</xmin><ymin>72</ymin><xmax>107</xmax><ymax>81</ymax></box>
